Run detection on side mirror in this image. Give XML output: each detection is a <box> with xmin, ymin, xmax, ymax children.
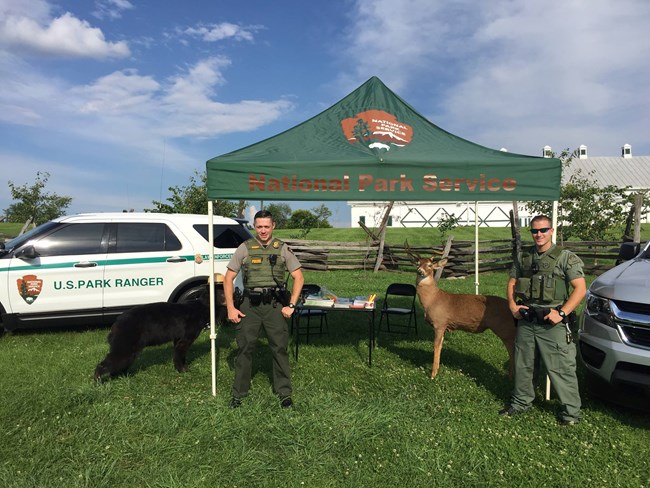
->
<box><xmin>15</xmin><ymin>245</ymin><xmax>39</xmax><ymax>260</ymax></box>
<box><xmin>618</xmin><ymin>242</ymin><xmax>640</xmax><ymax>261</ymax></box>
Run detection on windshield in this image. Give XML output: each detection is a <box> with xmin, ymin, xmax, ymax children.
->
<box><xmin>642</xmin><ymin>241</ymin><xmax>650</xmax><ymax>258</ymax></box>
<box><xmin>1</xmin><ymin>221</ymin><xmax>60</xmax><ymax>254</ymax></box>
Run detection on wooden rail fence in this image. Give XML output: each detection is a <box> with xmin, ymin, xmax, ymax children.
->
<box><xmin>284</xmin><ymin>238</ymin><xmax>623</xmax><ymax>276</ymax></box>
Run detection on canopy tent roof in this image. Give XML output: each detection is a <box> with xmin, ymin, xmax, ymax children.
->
<box><xmin>207</xmin><ymin>76</ymin><xmax>561</xmax><ymax>203</ymax></box>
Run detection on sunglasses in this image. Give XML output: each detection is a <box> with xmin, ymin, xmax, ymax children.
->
<box><xmin>530</xmin><ymin>227</ymin><xmax>551</xmax><ymax>234</ymax></box>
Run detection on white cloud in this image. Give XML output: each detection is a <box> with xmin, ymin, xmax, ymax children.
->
<box><xmin>0</xmin><ymin>0</ymin><xmax>130</xmax><ymax>58</ymax></box>
<box><xmin>343</xmin><ymin>0</ymin><xmax>650</xmax><ymax>155</ymax></box>
<box><xmin>182</xmin><ymin>22</ymin><xmax>260</xmax><ymax>43</ymax></box>
<box><xmin>71</xmin><ymin>69</ymin><xmax>160</xmax><ymax>115</ymax></box>
<box><xmin>93</xmin><ymin>0</ymin><xmax>134</xmax><ymax>20</ymax></box>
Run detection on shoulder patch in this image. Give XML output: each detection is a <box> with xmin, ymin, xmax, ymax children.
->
<box><xmin>567</xmin><ymin>254</ymin><xmax>581</xmax><ymax>265</ymax></box>
<box><xmin>272</xmin><ymin>240</ymin><xmax>280</xmax><ymax>249</ymax></box>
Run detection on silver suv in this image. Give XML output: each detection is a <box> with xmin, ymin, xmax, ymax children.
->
<box><xmin>579</xmin><ymin>240</ymin><xmax>650</xmax><ymax>403</ymax></box>
<box><xmin>0</xmin><ymin>213</ymin><xmax>251</xmax><ymax>331</ymax></box>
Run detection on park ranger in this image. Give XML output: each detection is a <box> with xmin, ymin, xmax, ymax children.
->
<box><xmin>500</xmin><ymin>214</ymin><xmax>586</xmax><ymax>425</ymax></box>
<box><xmin>224</xmin><ymin>210</ymin><xmax>304</xmax><ymax>409</ymax></box>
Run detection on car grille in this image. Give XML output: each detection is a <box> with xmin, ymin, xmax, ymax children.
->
<box><xmin>613</xmin><ymin>299</ymin><xmax>650</xmax><ymax>349</ymax></box>
<box><xmin>615</xmin><ymin>300</ymin><xmax>650</xmax><ymax>315</ymax></box>
<box><xmin>619</xmin><ymin>324</ymin><xmax>650</xmax><ymax>348</ymax></box>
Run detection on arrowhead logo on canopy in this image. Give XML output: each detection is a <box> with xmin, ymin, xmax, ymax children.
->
<box><xmin>341</xmin><ymin>110</ymin><xmax>413</xmax><ymax>154</ymax></box>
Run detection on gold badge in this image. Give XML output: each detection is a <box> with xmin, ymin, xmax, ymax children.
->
<box><xmin>272</xmin><ymin>240</ymin><xmax>280</xmax><ymax>249</ymax></box>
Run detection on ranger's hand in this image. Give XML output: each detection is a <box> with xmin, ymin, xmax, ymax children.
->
<box><xmin>228</xmin><ymin>307</ymin><xmax>245</xmax><ymax>324</ymax></box>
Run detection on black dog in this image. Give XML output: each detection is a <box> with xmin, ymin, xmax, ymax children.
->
<box><xmin>94</xmin><ymin>284</ymin><xmax>225</xmax><ymax>382</ymax></box>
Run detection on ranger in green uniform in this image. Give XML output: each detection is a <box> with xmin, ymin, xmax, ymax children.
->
<box><xmin>500</xmin><ymin>215</ymin><xmax>586</xmax><ymax>425</ymax></box>
<box><xmin>224</xmin><ymin>210</ymin><xmax>304</xmax><ymax>409</ymax></box>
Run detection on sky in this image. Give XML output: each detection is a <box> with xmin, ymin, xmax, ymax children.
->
<box><xmin>1</xmin><ymin>0</ymin><xmax>649</xmax><ymax>227</ymax></box>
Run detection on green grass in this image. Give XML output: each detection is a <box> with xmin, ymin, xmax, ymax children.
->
<box><xmin>0</xmin><ymin>222</ymin><xmax>24</xmax><ymax>242</ymax></box>
<box><xmin>1</xmin><ymin>269</ymin><xmax>649</xmax><ymax>487</ymax></box>
<box><xmin>275</xmin><ymin>224</ymin><xmax>650</xmax><ymax>245</ymax></box>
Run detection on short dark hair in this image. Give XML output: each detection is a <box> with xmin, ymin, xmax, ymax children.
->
<box><xmin>254</xmin><ymin>210</ymin><xmax>274</xmax><ymax>222</ymax></box>
<box><xmin>530</xmin><ymin>214</ymin><xmax>552</xmax><ymax>227</ymax></box>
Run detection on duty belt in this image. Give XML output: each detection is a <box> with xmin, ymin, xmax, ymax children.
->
<box><xmin>243</xmin><ymin>287</ymin><xmax>276</xmax><ymax>295</ymax></box>
<box><xmin>243</xmin><ymin>287</ymin><xmax>277</xmax><ymax>306</ymax></box>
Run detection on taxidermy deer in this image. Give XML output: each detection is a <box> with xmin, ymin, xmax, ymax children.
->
<box><xmin>412</xmin><ymin>253</ymin><xmax>516</xmax><ymax>380</ymax></box>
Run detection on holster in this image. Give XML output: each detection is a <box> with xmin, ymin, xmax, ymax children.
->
<box><xmin>243</xmin><ymin>288</ymin><xmax>275</xmax><ymax>306</ymax></box>
<box><xmin>233</xmin><ymin>288</ymin><xmax>244</xmax><ymax>308</ymax></box>
<box><xmin>275</xmin><ymin>288</ymin><xmax>291</xmax><ymax>307</ymax></box>
<box><xmin>518</xmin><ymin>302</ymin><xmax>551</xmax><ymax>324</ymax></box>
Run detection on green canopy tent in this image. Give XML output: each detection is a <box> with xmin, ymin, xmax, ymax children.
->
<box><xmin>204</xmin><ymin>76</ymin><xmax>561</xmax><ymax>395</ymax></box>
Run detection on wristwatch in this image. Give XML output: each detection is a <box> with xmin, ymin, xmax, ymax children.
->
<box><xmin>557</xmin><ymin>309</ymin><xmax>567</xmax><ymax>320</ymax></box>
<box><xmin>288</xmin><ymin>303</ymin><xmax>296</xmax><ymax>309</ymax></box>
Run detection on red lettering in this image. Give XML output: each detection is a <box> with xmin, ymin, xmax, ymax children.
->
<box><xmin>359</xmin><ymin>174</ymin><xmax>373</xmax><ymax>191</ymax></box>
<box><xmin>400</xmin><ymin>174</ymin><xmax>414</xmax><ymax>191</ymax></box>
<box><xmin>249</xmin><ymin>175</ymin><xmax>265</xmax><ymax>191</ymax></box>
<box><xmin>487</xmin><ymin>178</ymin><xmax>501</xmax><ymax>191</ymax></box>
<box><xmin>439</xmin><ymin>178</ymin><xmax>453</xmax><ymax>191</ymax></box>
<box><xmin>422</xmin><ymin>174</ymin><xmax>437</xmax><ymax>191</ymax></box>
<box><xmin>502</xmin><ymin>178</ymin><xmax>517</xmax><ymax>191</ymax></box>
<box><xmin>298</xmin><ymin>179</ymin><xmax>312</xmax><ymax>191</ymax></box>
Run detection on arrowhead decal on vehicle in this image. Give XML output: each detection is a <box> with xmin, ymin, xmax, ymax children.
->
<box><xmin>17</xmin><ymin>274</ymin><xmax>43</xmax><ymax>305</ymax></box>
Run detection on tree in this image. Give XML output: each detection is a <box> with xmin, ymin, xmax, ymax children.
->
<box><xmin>5</xmin><ymin>171</ymin><xmax>72</xmax><ymax>225</ymax></box>
<box><xmin>264</xmin><ymin>203</ymin><xmax>292</xmax><ymax>228</ymax></box>
<box><xmin>311</xmin><ymin>204</ymin><xmax>333</xmax><ymax>228</ymax></box>
<box><xmin>147</xmin><ymin>170</ymin><xmax>242</xmax><ymax>217</ymax></box>
<box><xmin>286</xmin><ymin>205</ymin><xmax>333</xmax><ymax>239</ymax></box>
<box><xmin>525</xmin><ymin>148</ymin><xmax>646</xmax><ymax>241</ymax></box>
<box><xmin>287</xmin><ymin>209</ymin><xmax>318</xmax><ymax>230</ymax></box>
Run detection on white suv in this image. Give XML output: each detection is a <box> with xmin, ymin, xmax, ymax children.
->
<box><xmin>0</xmin><ymin>213</ymin><xmax>251</xmax><ymax>331</ymax></box>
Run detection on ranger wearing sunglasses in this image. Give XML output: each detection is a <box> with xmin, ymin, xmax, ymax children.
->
<box><xmin>500</xmin><ymin>214</ymin><xmax>586</xmax><ymax>425</ymax></box>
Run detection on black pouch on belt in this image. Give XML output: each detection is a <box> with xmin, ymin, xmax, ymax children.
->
<box><xmin>534</xmin><ymin>307</ymin><xmax>551</xmax><ymax>324</ymax></box>
<box><xmin>248</xmin><ymin>291</ymin><xmax>262</xmax><ymax>306</ymax></box>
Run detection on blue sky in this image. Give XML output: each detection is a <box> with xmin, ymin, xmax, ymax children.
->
<box><xmin>1</xmin><ymin>0</ymin><xmax>649</xmax><ymax>227</ymax></box>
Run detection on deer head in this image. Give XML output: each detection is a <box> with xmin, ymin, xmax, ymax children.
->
<box><xmin>416</xmin><ymin>256</ymin><xmax>448</xmax><ymax>284</ymax></box>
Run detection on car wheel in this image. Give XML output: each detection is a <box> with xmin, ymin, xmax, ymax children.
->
<box><xmin>176</xmin><ymin>285</ymin><xmax>205</xmax><ymax>304</ymax></box>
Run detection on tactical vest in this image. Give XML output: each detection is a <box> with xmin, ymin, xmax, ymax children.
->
<box><xmin>514</xmin><ymin>245</ymin><xmax>569</xmax><ymax>306</ymax></box>
<box><xmin>242</xmin><ymin>238</ymin><xmax>287</xmax><ymax>288</ymax></box>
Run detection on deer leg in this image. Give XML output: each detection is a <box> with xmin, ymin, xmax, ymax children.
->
<box><xmin>489</xmin><ymin>323</ymin><xmax>517</xmax><ymax>380</ymax></box>
<box><xmin>431</xmin><ymin>327</ymin><xmax>445</xmax><ymax>379</ymax></box>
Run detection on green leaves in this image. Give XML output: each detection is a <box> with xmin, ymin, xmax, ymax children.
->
<box><xmin>147</xmin><ymin>170</ymin><xmax>241</xmax><ymax>217</ymax></box>
<box><xmin>5</xmin><ymin>171</ymin><xmax>72</xmax><ymax>225</ymax></box>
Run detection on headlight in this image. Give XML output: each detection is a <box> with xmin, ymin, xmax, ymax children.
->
<box><xmin>585</xmin><ymin>291</ymin><xmax>616</xmax><ymax>327</ymax></box>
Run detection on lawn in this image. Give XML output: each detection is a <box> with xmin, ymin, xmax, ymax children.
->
<box><xmin>1</xmin><ymin>269</ymin><xmax>648</xmax><ymax>488</ymax></box>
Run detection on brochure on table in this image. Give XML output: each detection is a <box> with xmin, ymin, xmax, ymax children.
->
<box><xmin>302</xmin><ymin>289</ymin><xmax>376</xmax><ymax>309</ymax></box>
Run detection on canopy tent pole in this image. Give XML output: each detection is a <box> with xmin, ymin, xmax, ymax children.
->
<box><xmin>545</xmin><ymin>200</ymin><xmax>560</xmax><ymax>400</ymax></box>
<box><xmin>475</xmin><ymin>201</ymin><xmax>479</xmax><ymax>295</ymax></box>
<box><xmin>208</xmin><ymin>201</ymin><xmax>218</xmax><ymax>397</ymax></box>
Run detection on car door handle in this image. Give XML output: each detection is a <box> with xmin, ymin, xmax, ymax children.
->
<box><xmin>166</xmin><ymin>257</ymin><xmax>187</xmax><ymax>263</ymax></box>
<box><xmin>74</xmin><ymin>261</ymin><xmax>98</xmax><ymax>268</ymax></box>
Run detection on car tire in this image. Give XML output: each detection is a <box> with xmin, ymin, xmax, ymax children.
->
<box><xmin>176</xmin><ymin>285</ymin><xmax>206</xmax><ymax>304</ymax></box>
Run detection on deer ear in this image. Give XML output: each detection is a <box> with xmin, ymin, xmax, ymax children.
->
<box><xmin>438</xmin><ymin>258</ymin><xmax>448</xmax><ymax>268</ymax></box>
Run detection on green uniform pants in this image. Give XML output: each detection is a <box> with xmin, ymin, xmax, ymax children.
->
<box><xmin>510</xmin><ymin>319</ymin><xmax>581</xmax><ymax>422</ymax></box>
<box><xmin>231</xmin><ymin>298</ymin><xmax>292</xmax><ymax>399</ymax></box>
